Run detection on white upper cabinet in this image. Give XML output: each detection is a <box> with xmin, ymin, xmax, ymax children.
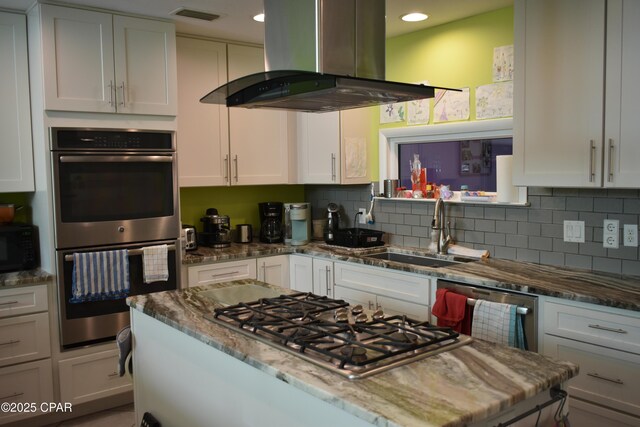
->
<box><xmin>297</xmin><ymin>108</ymin><xmax>372</xmax><ymax>185</ymax></box>
<box><xmin>176</xmin><ymin>37</ymin><xmax>229</xmax><ymax>187</ymax></box>
<box><xmin>0</xmin><ymin>12</ymin><xmax>34</xmax><ymax>192</ymax></box>
<box><xmin>513</xmin><ymin>0</ymin><xmax>640</xmax><ymax>188</ymax></box>
<box><xmin>227</xmin><ymin>44</ymin><xmax>294</xmax><ymax>186</ymax></box>
<box><xmin>40</xmin><ymin>4</ymin><xmax>177</xmax><ymax>115</ymax></box>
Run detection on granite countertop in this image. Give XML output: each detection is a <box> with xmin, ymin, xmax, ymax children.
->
<box><xmin>184</xmin><ymin>241</ymin><xmax>640</xmax><ymax>312</ymax></box>
<box><xmin>127</xmin><ymin>280</ymin><xmax>578</xmax><ymax>427</ymax></box>
<box><xmin>0</xmin><ymin>268</ymin><xmax>54</xmax><ymax>289</ymax></box>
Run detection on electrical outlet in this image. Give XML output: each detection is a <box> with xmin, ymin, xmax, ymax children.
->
<box><xmin>603</xmin><ymin>219</ymin><xmax>619</xmax><ymax>249</ymax></box>
<box><xmin>563</xmin><ymin>220</ymin><xmax>585</xmax><ymax>243</ymax></box>
<box><xmin>358</xmin><ymin>208</ymin><xmax>367</xmax><ymax>224</ymax></box>
<box><xmin>624</xmin><ymin>224</ymin><xmax>638</xmax><ymax>247</ymax></box>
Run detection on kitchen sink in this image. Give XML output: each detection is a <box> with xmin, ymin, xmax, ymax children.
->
<box><xmin>362</xmin><ymin>251</ymin><xmax>472</xmax><ymax>268</ymax></box>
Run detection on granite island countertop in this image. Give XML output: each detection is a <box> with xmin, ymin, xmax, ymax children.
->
<box><xmin>127</xmin><ymin>280</ymin><xmax>578</xmax><ymax>427</ymax></box>
<box><xmin>183</xmin><ymin>242</ymin><xmax>640</xmax><ymax>312</ymax></box>
<box><xmin>0</xmin><ymin>268</ymin><xmax>54</xmax><ymax>289</ymax></box>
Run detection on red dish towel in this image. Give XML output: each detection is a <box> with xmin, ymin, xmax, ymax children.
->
<box><xmin>431</xmin><ymin>289</ymin><xmax>473</xmax><ymax>335</ymax></box>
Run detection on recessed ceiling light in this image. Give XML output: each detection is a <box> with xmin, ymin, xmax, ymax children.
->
<box><xmin>401</xmin><ymin>12</ymin><xmax>428</xmax><ymax>22</ymax></box>
<box><xmin>253</xmin><ymin>13</ymin><xmax>265</xmax><ymax>23</ymax></box>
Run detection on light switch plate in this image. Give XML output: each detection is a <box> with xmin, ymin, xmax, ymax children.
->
<box><xmin>603</xmin><ymin>219</ymin><xmax>619</xmax><ymax>249</ymax></box>
<box><xmin>624</xmin><ymin>224</ymin><xmax>638</xmax><ymax>247</ymax></box>
<box><xmin>563</xmin><ymin>220</ymin><xmax>585</xmax><ymax>243</ymax></box>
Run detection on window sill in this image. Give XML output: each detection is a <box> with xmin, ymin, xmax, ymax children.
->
<box><xmin>375</xmin><ymin>193</ymin><xmax>530</xmax><ymax>207</ymax></box>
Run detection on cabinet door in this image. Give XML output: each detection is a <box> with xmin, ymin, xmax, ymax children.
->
<box><xmin>257</xmin><ymin>255</ymin><xmax>290</xmax><ymax>288</ymax></box>
<box><xmin>0</xmin><ymin>12</ymin><xmax>34</xmax><ymax>193</ymax></box>
<box><xmin>0</xmin><ymin>313</ymin><xmax>51</xmax><ymax>367</ymax></box>
<box><xmin>113</xmin><ymin>16</ymin><xmax>177</xmax><ymax>115</ymax></box>
<box><xmin>312</xmin><ymin>258</ymin><xmax>334</xmax><ymax>297</ymax></box>
<box><xmin>0</xmin><ymin>359</ymin><xmax>54</xmax><ymax>424</ymax></box>
<box><xmin>187</xmin><ymin>259</ymin><xmax>257</xmax><ymax>287</ymax></box>
<box><xmin>340</xmin><ymin>107</ymin><xmax>372</xmax><ymax>184</ymax></box>
<box><xmin>297</xmin><ymin>112</ymin><xmax>341</xmax><ymax>184</ymax></box>
<box><xmin>227</xmin><ymin>44</ymin><xmax>292</xmax><ymax>185</ymax></box>
<box><xmin>513</xmin><ymin>0</ymin><xmax>605</xmax><ymax>187</ymax></box>
<box><xmin>604</xmin><ymin>0</ymin><xmax>640</xmax><ymax>187</ymax></box>
<box><xmin>289</xmin><ymin>255</ymin><xmax>313</xmax><ymax>293</ymax></box>
<box><xmin>177</xmin><ymin>37</ymin><xmax>229</xmax><ymax>187</ymax></box>
<box><xmin>41</xmin><ymin>4</ymin><xmax>115</xmax><ymax>113</ymax></box>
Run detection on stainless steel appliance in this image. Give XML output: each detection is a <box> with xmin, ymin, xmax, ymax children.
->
<box><xmin>0</xmin><ymin>223</ymin><xmax>37</xmax><ymax>272</ymax></box>
<box><xmin>50</xmin><ymin>127</ymin><xmax>180</xmax><ymax>349</ymax></box>
<box><xmin>259</xmin><ymin>202</ymin><xmax>283</xmax><ymax>243</ymax></box>
<box><xmin>206</xmin><ymin>292</ymin><xmax>471</xmax><ymax>379</ymax></box>
<box><xmin>182</xmin><ymin>225</ymin><xmax>197</xmax><ymax>251</ymax></box>
<box><xmin>324</xmin><ymin>203</ymin><xmax>340</xmax><ymax>243</ymax></box>
<box><xmin>436</xmin><ymin>279</ymin><xmax>538</xmax><ymax>352</ymax></box>
<box><xmin>235</xmin><ymin>224</ymin><xmax>253</xmax><ymax>243</ymax></box>
<box><xmin>199</xmin><ymin>209</ymin><xmax>231</xmax><ymax>248</ymax></box>
<box><xmin>284</xmin><ymin>203</ymin><xmax>311</xmax><ymax>246</ymax></box>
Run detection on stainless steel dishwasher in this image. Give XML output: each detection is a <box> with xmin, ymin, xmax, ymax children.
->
<box><xmin>436</xmin><ymin>279</ymin><xmax>539</xmax><ymax>352</ymax></box>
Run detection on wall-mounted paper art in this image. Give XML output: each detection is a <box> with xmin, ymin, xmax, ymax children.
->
<box><xmin>476</xmin><ymin>81</ymin><xmax>513</xmax><ymax>120</ymax></box>
<box><xmin>380</xmin><ymin>102</ymin><xmax>405</xmax><ymax>124</ymax></box>
<box><xmin>433</xmin><ymin>88</ymin><xmax>470</xmax><ymax>123</ymax></box>
<box><xmin>493</xmin><ymin>45</ymin><xmax>514</xmax><ymax>82</ymax></box>
<box><xmin>344</xmin><ymin>137</ymin><xmax>367</xmax><ymax>178</ymax></box>
<box><xmin>407</xmin><ymin>99</ymin><xmax>430</xmax><ymax>125</ymax></box>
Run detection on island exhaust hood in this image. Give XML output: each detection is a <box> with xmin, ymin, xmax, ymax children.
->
<box><xmin>200</xmin><ymin>0</ymin><xmax>449</xmax><ymax>112</ymax></box>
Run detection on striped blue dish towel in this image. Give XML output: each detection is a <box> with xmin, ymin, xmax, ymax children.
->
<box><xmin>471</xmin><ymin>300</ymin><xmax>526</xmax><ymax>350</ymax></box>
<box><xmin>142</xmin><ymin>244</ymin><xmax>168</xmax><ymax>283</ymax></box>
<box><xmin>70</xmin><ymin>250</ymin><xmax>130</xmax><ymax>303</ymax></box>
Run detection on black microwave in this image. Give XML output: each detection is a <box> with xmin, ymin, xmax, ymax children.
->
<box><xmin>0</xmin><ymin>223</ymin><xmax>38</xmax><ymax>273</ymax></box>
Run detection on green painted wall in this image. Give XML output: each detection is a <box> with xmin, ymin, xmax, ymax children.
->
<box><xmin>0</xmin><ymin>193</ymin><xmax>31</xmax><ymax>223</ymax></box>
<box><xmin>180</xmin><ymin>185</ymin><xmax>305</xmax><ymax>231</ymax></box>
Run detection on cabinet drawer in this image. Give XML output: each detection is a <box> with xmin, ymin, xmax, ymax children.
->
<box><xmin>59</xmin><ymin>349</ymin><xmax>132</xmax><ymax>405</ymax></box>
<box><xmin>544</xmin><ymin>301</ymin><xmax>640</xmax><ymax>354</ymax></box>
<box><xmin>187</xmin><ymin>259</ymin><xmax>257</xmax><ymax>287</ymax></box>
<box><xmin>0</xmin><ymin>359</ymin><xmax>54</xmax><ymax>424</ymax></box>
<box><xmin>334</xmin><ymin>286</ymin><xmax>430</xmax><ymax>321</ymax></box>
<box><xmin>544</xmin><ymin>334</ymin><xmax>640</xmax><ymax>417</ymax></box>
<box><xmin>569</xmin><ymin>396</ymin><xmax>640</xmax><ymax>427</ymax></box>
<box><xmin>0</xmin><ymin>313</ymin><xmax>51</xmax><ymax>367</ymax></box>
<box><xmin>333</xmin><ymin>262</ymin><xmax>430</xmax><ymax>306</ymax></box>
<box><xmin>0</xmin><ymin>285</ymin><xmax>48</xmax><ymax>318</ymax></box>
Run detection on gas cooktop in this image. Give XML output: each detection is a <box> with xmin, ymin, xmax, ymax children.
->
<box><xmin>204</xmin><ymin>292</ymin><xmax>471</xmax><ymax>379</ymax></box>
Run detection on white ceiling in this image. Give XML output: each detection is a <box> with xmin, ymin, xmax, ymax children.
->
<box><xmin>0</xmin><ymin>0</ymin><xmax>512</xmax><ymax>45</ymax></box>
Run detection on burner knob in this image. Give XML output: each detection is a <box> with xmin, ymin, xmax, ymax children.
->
<box><xmin>351</xmin><ymin>304</ymin><xmax>364</xmax><ymax>315</ymax></box>
<box><xmin>372</xmin><ymin>309</ymin><xmax>384</xmax><ymax>320</ymax></box>
<box><xmin>355</xmin><ymin>313</ymin><xmax>368</xmax><ymax>323</ymax></box>
<box><xmin>334</xmin><ymin>308</ymin><xmax>349</xmax><ymax>322</ymax></box>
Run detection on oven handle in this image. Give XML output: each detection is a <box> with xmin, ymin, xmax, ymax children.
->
<box><xmin>64</xmin><ymin>244</ymin><xmax>176</xmax><ymax>262</ymax></box>
<box><xmin>465</xmin><ymin>297</ymin><xmax>529</xmax><ymax>315</ymax></box>
<box><xmin>59</xmin><ymin>155</ymin><xmax>173</xmax><ymax>163</ymax></box>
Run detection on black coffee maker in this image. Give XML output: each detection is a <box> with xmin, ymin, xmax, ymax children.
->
<box><xmin>258</xmin><ymin>202</ymin><xmax>283</xmax><ymax>243</ymax></box>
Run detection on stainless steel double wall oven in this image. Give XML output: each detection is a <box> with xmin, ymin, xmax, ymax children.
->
<box><xmin>51</xmin><ymin>128</ymin><xmax>180</xmax><ymax>349</ymax></box>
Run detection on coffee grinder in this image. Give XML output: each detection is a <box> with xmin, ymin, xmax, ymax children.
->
<box><xmin>258</xmin><ymin>202</ymin><xmax>283</xmax><ymax>243</ymax></box>
<box><xmin>284</xmin><ymin>203</ymin><xmax>311</xmax><ymax>246</ymax></box>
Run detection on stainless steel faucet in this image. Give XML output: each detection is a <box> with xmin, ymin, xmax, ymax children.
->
<box><xmin>432</xmin><ymin>198</ymin><xmax>453</xmax><ymax>254</ymax></box>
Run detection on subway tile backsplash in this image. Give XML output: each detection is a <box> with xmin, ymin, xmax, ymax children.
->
<box><xmin>305</xmin><ymin>185</ymin><xmax>640</xmax><ymax>277</ymax></box>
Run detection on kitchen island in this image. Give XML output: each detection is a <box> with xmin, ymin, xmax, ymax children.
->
<box><xmin>127</xmin><ymin>280</ymin><xmax>577</xmax><ymax>427</ymax></box>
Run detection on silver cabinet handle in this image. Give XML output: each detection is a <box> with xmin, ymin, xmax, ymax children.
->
<box><xmin>210</xmin><ymin>271</ymin><xmax>240</xmax><ymax>278</ymax></box>
<box><xmin>588</xmin><ymin>324</ymin><xmax>627</xmax><ymax>334</ymax></box>
<box><xmin>233</xmin><ymin>155</ymin><xmax>239</xmax><ymax>183</ymax></box>
<box><xmin>589</xmin><ymin>140</ymin><xmax>596</xmax><ymax>182</ymax></box>
<box><xmin>118</xmin><ymin>81</ymin><xmax>126</xmax><ymax>107</ymax></box>
<box><xmin>376</xmin><ymin>302</ymin><xmax>382</xmax><ymax>310</ymax></box>
<box><xmin>331</xmin><ymin>153</ymin><xmax>336</xmax><ymax>182</ymax></box>
<box><xmin>368</xmin><ymin>301</ymin><xmax>374</xmax><ymax>310</ymax></box>
<box><xmin>262</xmin><ymin>262</ymin><xmax>266</xmax><ymax>278</ymax></box>
<box><xmin>587</xmin><ymin>372</ymin><xmax>624</xmax><ymax>385</ymax></box>
<box><xmin>223</xmin><ymin>155</ymin><xmax>229</xmax><ymax>183</ymax></box>
<box><xmin>0</xmin><ymin>392</ymin><xmax>24</xmax><ymax>400</ymax></box>
<box><xmin>107</xmin><ymin>371</ymin><xmax>119</xmax><ymax>378</ymax></box>
<box><xmin>607</xmin><ymin>138</ymin><xmax>614</xmax><ymax>183</ymax></box>
<box><xmin>0</xmin><ymin>300</ymin><xmax>19</xmax><ymax>306</ymax></box>
<box><xmin>0</xmin><ymin>339</ymin><xmax>20</xmax><ymax>346</ymax></box>
<box><xmin>325</xmin><ymin>266</ymin><xmax>331</xmax><ymax>296</ymax></box>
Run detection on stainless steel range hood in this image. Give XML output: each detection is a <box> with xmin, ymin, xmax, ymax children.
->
<box><xmin>200</xmin><ymin>0</ymin><xmax>448</xmax><ymax>113</ymax></box>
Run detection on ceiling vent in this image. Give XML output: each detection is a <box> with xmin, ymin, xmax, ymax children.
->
<box><xmin>171</xmin><ymin>8</ymin><xmax>220</xmax><ymax>22</ymax></box>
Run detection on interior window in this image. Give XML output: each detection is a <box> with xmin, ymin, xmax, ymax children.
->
<box><xmin>397</xmin><ymin>138</ymin><xmax>512</xmax><ymax>191</ymax></box>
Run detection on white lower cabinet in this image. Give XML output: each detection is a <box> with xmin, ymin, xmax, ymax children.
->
<box><xmin>312</xmin><ymin>259</ymin><xmax>334</xmax><ymax>298</ymax></box>
<box><xmin>187</xmin><ymin>259</ymin><xmax>257</xmax><ymax>287</ymax></box>
<box><xmin>542</xmin><ymin>299</ymin><xmax>640</xmax><ymax>425</ymax></box>
<box><xmin>58</xmin><ymin>349</ymin><xmax>132</xmax><ymax>405</ymax></box>
<box><xmin>333</xmin><ymin>262</ymin><xmax>431</xmax><ymax>321</ymax></box>
<box><xmin>0</xmin><ymin>359</ymin><xmax>54</xmax><ymax>424</ymax></box>
<box><xmin>289</xmin><ymin>255</ymin><xmax>313</xmax><ymax>293</ymax></box>
<box><xmin>0</xmin><ymin>312</ymin><xmax>51</xmax><ymax>367</ymax></box>
<box><xmin>257</xmin><ymin>255</ymin><xmax>290</xmax><ymax>288</ymax></box>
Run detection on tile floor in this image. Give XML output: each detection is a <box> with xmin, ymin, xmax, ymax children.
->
<box><xmin>44</xmin><ymin>403</ymin><xmax>135</xmax><ymax>427</ymax></box>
